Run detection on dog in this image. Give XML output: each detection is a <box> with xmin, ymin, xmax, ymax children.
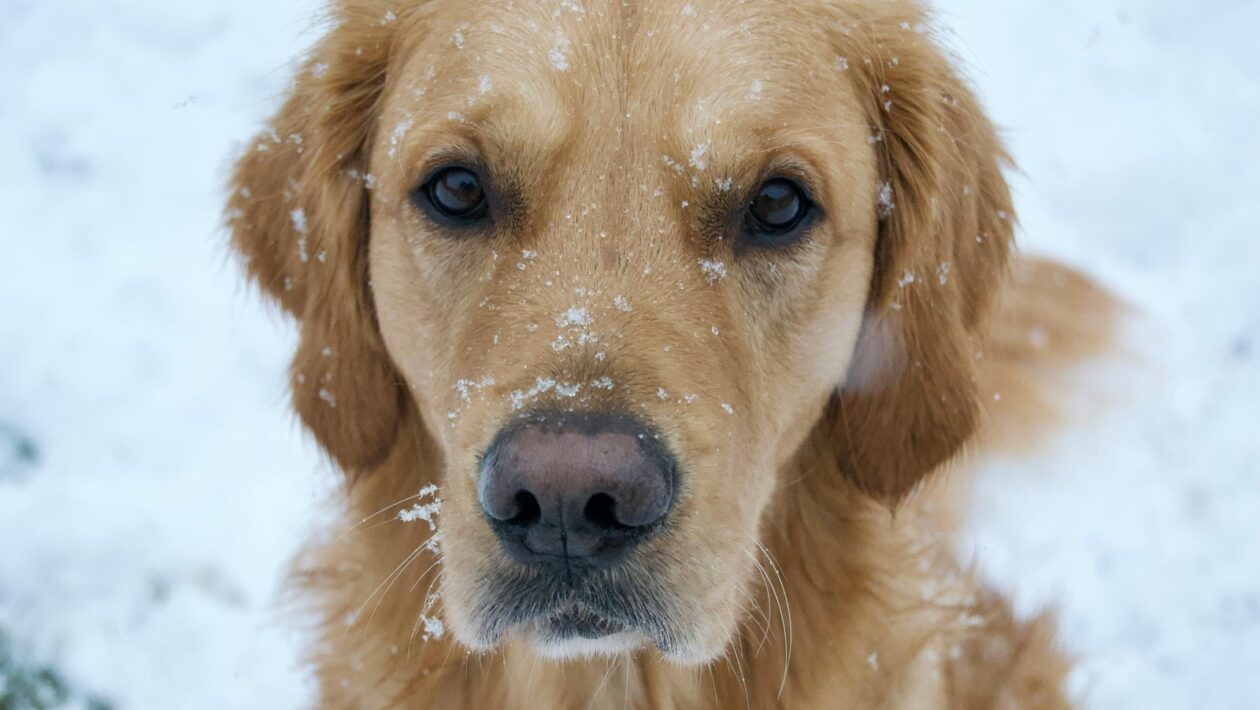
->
<box><xmin>226</xmin><ymin>0</ymin><xmax>1113</xmax><ymax>706</ymax></box>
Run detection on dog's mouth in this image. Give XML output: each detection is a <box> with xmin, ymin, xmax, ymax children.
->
<box><xmin>471</xmin><ymin>565</ymin><xmax>681</xmax><ymax>655</ymax></box>
<box><xmin>507</xmin><ymin>600</ymin><xmax>665</xmax><ymax>660</ymax></box>
<box><xmin>535</xmin><ymin>604</ymin><xmax>626</xmax><ymax>640</ymax></box>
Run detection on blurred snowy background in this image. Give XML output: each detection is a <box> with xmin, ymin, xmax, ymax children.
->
<box><xmin>1</xmin><ymin>1</ymin><xmax>1256</xmax><ymax>708</ymax></box>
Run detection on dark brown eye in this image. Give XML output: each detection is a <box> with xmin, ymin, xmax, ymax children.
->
<box><xmin>745</xmin><ymin>178</ymin><xmax>813</xmax><ymax>242</ymax></box>
<box><xmin>416</xmin><ymin>166</ymin><xmax>489</xmax><ymax>225</ymax></box>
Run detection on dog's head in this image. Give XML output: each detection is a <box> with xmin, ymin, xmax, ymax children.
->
<box><xmin>228</xmin><ymin>0</ymin><xmax>1012</xmax><ymax>665</ymax></box>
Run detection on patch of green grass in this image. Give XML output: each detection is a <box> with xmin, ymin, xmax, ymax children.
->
<box><xmin>0</xmin><ymin>629</ymin><xmax>112</xmax><ymax>710</ymax></box>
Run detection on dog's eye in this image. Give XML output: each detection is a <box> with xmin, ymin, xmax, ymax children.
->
<box><xmin>415</xmin><ymin>166</ymin><xmax>489</xmax><ymax>226</ymax></box>
<box><xmin>745</xmin><ymin>178</ymin><xmax>813</xmax><ymax>244</ymax></box>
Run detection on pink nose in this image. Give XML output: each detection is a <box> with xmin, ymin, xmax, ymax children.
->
<box><xmin>478</xmin><ymin>412</ymin><xmax>678</xmax><ymax>574</ymax></box>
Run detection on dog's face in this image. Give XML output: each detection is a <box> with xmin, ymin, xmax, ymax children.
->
<box><xmin>370</xmin><ymin>0</ymin><xmax>879</xmax><ymax>662</ymax></box>
<box><xmin>229</xmin><ymin>0</ymin><xmax>1012</xmax><ymax>667</ymax></box>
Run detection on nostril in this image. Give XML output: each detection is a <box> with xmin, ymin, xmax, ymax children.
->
<box><xmin>584</xmin><ymin>492</ymin><xmax>633</xmax><ymax>531</ymax></box>
<box><xmin>480</xmin><ymin>411</ymin><xmax>680</xmax><ymax>568</ymax></box>
<box><xmin>506</xmin><ymin>490</ymin><xmax>541</xmax><ymax>527</ymax></box>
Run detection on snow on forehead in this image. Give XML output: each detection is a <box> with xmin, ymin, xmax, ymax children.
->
<box><xmin>413</xmin><ymin>0</ymin><xmax>791</xmax><ymax>81</ymax></box>
<box><xmin>389</xmin><ymin>0</ymin><xmax>814</xmax><ymax>103</ymax></box>
<box><xmin>382</xmin><ymin>19</ymin><xmax>570</xmax><ymax>126</ymax></box>
<box><xmin>377</xmin><ymin>0</ymin><xmax>832</xmax><ymax>165</ymax></box>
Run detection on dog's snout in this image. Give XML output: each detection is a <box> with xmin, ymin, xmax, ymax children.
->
<box><xmin>479</xmin><ymin>412</ymin><xmax>678</xmax><ymax>572</ymax></box>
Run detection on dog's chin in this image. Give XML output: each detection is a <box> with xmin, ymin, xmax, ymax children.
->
<box><xmin>506</xmin><ymin>610</ymin><xmax>727</xmax><ymax>667</ymax></box>
<box><xmin>519</xmin><ymin>607</ymin><xmax>649</xmax><ymax>660</ymax></box>
<box><xmin>452</xmin><ymin>604</ymin><xmax>733</xmax><ymax>667</ymax></box>
<box><xmin>458</xmin><ymin>606</ymin><xmax>723</xmax><ymax>665</ymax></box>
<box><xmin>526</xmin><ymin>629</ymin><xmax>651</xmax><ymax>660</ymax></box>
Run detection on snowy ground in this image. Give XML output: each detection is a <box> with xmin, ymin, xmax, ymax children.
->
<box><xmin>1</xmin><ymin>1</ymin><xmax>1256</xmax><ymax>708</ymax></box>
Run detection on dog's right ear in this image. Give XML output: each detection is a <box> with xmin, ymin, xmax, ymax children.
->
<box><xmin>225</xmin><ymin>4</ymin><xmax>406</xmax><ymax>478</ymax></box>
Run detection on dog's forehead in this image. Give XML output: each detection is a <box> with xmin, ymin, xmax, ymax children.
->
<box><xmin>387</xmin><ymin>0</ymin><xmax>846</xmax><ymax>164</ymax></box>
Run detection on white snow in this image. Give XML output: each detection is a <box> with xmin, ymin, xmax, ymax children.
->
<box><xmin>0</xmin><ymin>3</ymin><xmax>330</xmax><ymax>707</ymax></box>
<box><xmin>555</xmin><ymin>0</ymin><xmax>586</xmax><ymax>17</ymax></box>
<box><xmin>555</xmin><ymin>306</ymin><xmax>593</xmax><ymax>328</ymax></box>
<box><xmin>940</xmin><ymin>3</ymin><xmax>1260</xmax><ymax>708</ymax></box>
<box><xmin>454</xmin><ymin>376</ymin><xmax>495</xmax><ymax>401</ymax></box>
<box><xmin>509</xmin><ymin>377</ymin><xmax>558</xmax><ymax>411</ymax></box>
<box><xmin>0</xmin><ymin>1</ymin><xmax>1256</xmax><ymax>709</ymax></box>
<box><xmin>688</xmin><ymin>141</ymin><xmax>710</xmax><ymax>171</ymax></box>
<box><xmin>397</xmin><ymin>488</ymin><xmax>442</xmax><ymax>531</ymax></box>
<box><xmin>549</xmin><ymin>33</ymin><xmax>571</xmax><ymax>72</ymax></box>
<box><xmin>420</xmin><ymin>614</ymin><xmax>446</xmax><ymax>641</ymax></box>
<box><xmin>698</xmin><ymin>259</ymin><xmax>728</xmax><ymax>284</ymax></box>
<box><xmin>877</xmin><ymin>181</ymin><xmax>895</xmax><ymax>218</ymax></box>
<box><xmin>387</xmin><ymin>117</ymin><xmax>414</xmax><ymax>159</ymax></box>
<box><xmin>291</xmin><ymin>208</ymin><xmax>310</xmax><ymax>262</ymax></box>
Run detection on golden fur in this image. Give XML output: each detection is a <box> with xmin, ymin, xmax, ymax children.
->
<box><xmin>226</xmin><ymin>0</ymin><xmax>1114</xmax><ymax>706</ymax></box>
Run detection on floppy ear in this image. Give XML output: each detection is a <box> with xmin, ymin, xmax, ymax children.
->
<box><xmin>226</xmin><ymin>3</ymin><xmax>406</xmax><ymax>477</ymax></box>
<box><xmin>829</xmin><ymin>8</ymin><xmax>1015</xmax><ymax>504</ymax></box>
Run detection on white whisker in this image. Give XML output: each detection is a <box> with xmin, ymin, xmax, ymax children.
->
<box><xmin>335</xmin><ymin>490</ymin><xmax>429</xmax><ymax>541</ymax></box>
<box><xmin>755</xmin><ymin>539</ymin><xmax>794</xmax><ymax>699</ymax></box>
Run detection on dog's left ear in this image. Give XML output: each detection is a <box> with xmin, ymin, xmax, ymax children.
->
<box><xmin>225</xmin><ymin>3</ymin><xmax>407</xmax><ymax>478</ymax></box>
<box><xmin>828</xmin><ymin>9</ymin><xmax>1015</xmax><ymax>504</ymax></box>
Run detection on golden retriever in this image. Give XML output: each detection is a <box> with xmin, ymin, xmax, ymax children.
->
<box><xmin>226</xmin><ymin>0</ymin><xmax>1113</xmax><ymax>706</ymax></box>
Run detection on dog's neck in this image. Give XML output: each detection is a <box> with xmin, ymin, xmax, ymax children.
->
<box><xmin>303</xmin><ymin>417</ymin><xmax>958</xmax><ymax>709</ymax></box>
